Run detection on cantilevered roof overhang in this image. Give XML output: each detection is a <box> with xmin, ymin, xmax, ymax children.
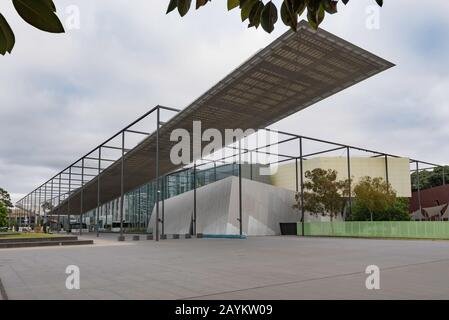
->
<box><xmin>50</xmin><ymin>21</ymin><xmax>394</xmax><ymax>215</ymax></box>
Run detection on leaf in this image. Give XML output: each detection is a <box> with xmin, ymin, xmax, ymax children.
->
<box><xmin>0</xmin><ymin>13</ymin><xmax>15</xmax><ymax>55</ymax></box>
<box><xmin>292</xmin><ymin>0</ymin><xmax>306</xmax><ymax>15</ymax></box>
<box><xmin>248</xmin><ymin>1</ymin><xmax>264</xmax><ymax>28</ymax></box>
<box><xmin>39</xmin><ymin>0</ymin><xmax>57</xmax><ymax>12</ymax></box>
<box><xmin>167</xmin><ymin>0</ymin><xmax>178</xmax><ymax>13</ymax></box>
<box><xmin>322</xmin><ymin>0</ymin><xmax>338</xmax><ymax>14</ymax></box>
<box><xmin>280</xmin><ymin>1</ymin><xmax>296</xmax><ymax>31</ymax></box>
<box><xmin>281</xmin><ymin>0</ymin><xmax>305</xmax><ymax>31</ymax></box>
<box><xmin>228</xmin><ymin>0</ymin><xmax>240</xmax><ymax>10</ymax></box>
<box><xmin>12</xmin><ymin>0</ymin><xmax>65</xmax><ymax>33</ymax></box>
<box><xmin>239</xmin><ymin>0</ymin><xmax>249</xmax><ymax>9</ymax></box>
<box><xmin>241</xmin><ymin>0</ymin><xmax>258</xmax><ymax>22</ymax></box>
<box><xmin>260</xmin><ymin>1</ymin><xmax>277</xmax><ymax>33</ymax></box>
<box><xmin>196</xmin><ymin>0</ymin><xmax>209</xmax><ymax>10</ymax></box>
<box><xmin>306</xmin><ymin>0</ymin><xmax>324</xmax><ymax>30</ymax></box>
<box><xmin>317</xmin><ymin>2</ymin><xmax>325</xmax><ymax>25</ymax></box>
<box><xmin>177</xmin><ymin>0</ymin><xmax>192</xmax><ymax>17</ymax></box>
<box><xmin>0</xmin><ymin>27</ymin><xmax>8</xmax><ymax>55</ymax></box>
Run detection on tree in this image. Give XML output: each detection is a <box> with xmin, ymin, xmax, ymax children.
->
<box><xmin>0</xmin><ymin>201</ymin><xmax>8</xmax><ymax>228</ymax></box>
<box><xmin>0</xmin><ymin>0</ymin><xmax>64</xmax><ymax>56</ymax></box>
<box><xmin>294</xmin><ymin>168</ymin><xmax>350</xmax><ymax>222</ymax></box>
<box><xmin>350</xmin><ymin>176</ymin><xmax>398</xmax><ymax>221</ymax></box>
<box><xmin>411</xmin><ymin>166</ymin><xmax>449</xmax><ymax>191</ymax></box>
<box><xmin>350</xmin><ymin>197</ymin><xmax>410</xmax><ymax>221</ymax></box>
<box><xmin>0</xmin><ymin>187</ymin><xmax>13</xmax><ymax>208</ymax></box>
<box><xmin>167</xmin><ymin>0</ymin><xmax>383</xmax><ymax>34</ymax></box>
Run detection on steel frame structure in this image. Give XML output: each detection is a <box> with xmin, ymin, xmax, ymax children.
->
<box><xmin>14</xmin><ymin>21</ymin><xmax>433</xmax><ymax>239</ymax></box>
<box><xmin>15</xmin><ymin>104</ymin><xmax>446</xmax><ymax>239</ymax></box>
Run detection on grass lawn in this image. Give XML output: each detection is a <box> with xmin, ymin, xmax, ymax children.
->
<box><xmin>0</xmin><ymin>233</ymin><xmax>66</xmax><ymax>239</ymax></box>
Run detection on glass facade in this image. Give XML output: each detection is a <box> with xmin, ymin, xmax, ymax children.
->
<box><xmin>82</xmin><ymin>163</ymin><xmax>239</xmax><ymax>233</ymax></box>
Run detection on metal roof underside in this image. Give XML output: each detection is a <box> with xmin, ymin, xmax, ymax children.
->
<box><xmin>52</xmin><ymin>21</ymin><xmax>394</xmax><ymax>215</ymax></box>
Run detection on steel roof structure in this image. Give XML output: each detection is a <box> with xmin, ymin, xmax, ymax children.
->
<box><xmin>17</xmin><ymin>21</ymin><xmax>395</xmax><ymax>225</ymax></box>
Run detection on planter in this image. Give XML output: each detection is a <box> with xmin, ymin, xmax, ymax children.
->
<box><xmin>280</xmin><ymin>223</ymin><xmax>297</xmax><ymax>235</ymax></box>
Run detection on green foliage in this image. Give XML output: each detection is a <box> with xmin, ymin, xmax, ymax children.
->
<box><xmin>0</xmin><ymin>0</ymin><xmax>64</xmax><ymax>56</ymax></box>
<box><xmin>0</xmin><ymin>188</ymin><xmax>13</xmax><ymax>208</ymax></box>
<box><xmin>411</xmin><ymin>166</ymin><xmax>449</xmax><ymax>191</ymax></box>
<box><xmin>0</xmin><ymin>201</ymin><xmax>8</xmax><ymax>228</ymax></box>
<box><xmin>167</xmin><ymin>0</ymin><xmax>383</xmax><ymax>34</ymax></box>
<box><xmin>349</xmin><ymin>197</ymin><xmax>411</xmax><ymax>221</ymax></box>
<box><xmin>294</xmin><ymin>168</ymin><xmax>350</xmax><ymax>221</ymax></box>
<box><xmin>348</xmin><ymin>176</ymin><xmax>410</xmax><ymax>221</ymax></box>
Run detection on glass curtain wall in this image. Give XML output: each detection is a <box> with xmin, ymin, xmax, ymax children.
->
<box><xmin>83</xmin><ymin>163</ymin><xmax>239</xmax><ymax>233</ymax></box>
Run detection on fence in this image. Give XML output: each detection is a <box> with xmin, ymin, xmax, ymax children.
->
<box><xmin>297</xmin><ymin>221</ymin><xmax>449</xmax><ymax>240</ymax></box>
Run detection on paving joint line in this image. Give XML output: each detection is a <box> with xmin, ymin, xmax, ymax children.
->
<box><xmin>180</xmin><ymin>257</ymin><xmax>449</xmax><ymax>300</ymax></box>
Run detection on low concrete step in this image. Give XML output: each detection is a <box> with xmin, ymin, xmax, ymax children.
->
<box><xmin>0</xmin><ymin>239</ymin><xmax>93</xmax><ymax>249</ymax></box>
<box><xmin>0</xmin><ymin>236</ymin><xmax>78</xmax><ymax>244</ymax></box>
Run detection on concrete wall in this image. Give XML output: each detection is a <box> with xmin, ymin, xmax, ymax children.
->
<box><xmin>148</xmin><ymin>176</ymin><xmax>300</xmax><ymax>236</ymax></box>
<box><xmin>271</xmin><ymin>157</ymin><xmax>412</xmax><ymax>198</ymax></box>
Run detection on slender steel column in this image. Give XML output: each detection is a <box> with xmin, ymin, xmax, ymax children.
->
<box><xmin>299</xmin><ymin>138</ymin><xmax>305</xmax><ymax>237</ymax></box>
<box><xmin>68</xmin><ymin>167</ymin><xmax>72</xmax><ymax>233</ymax></box>
<box><xmin>80</xmin><ymin>158</ymin><xmax>84</xmax><ymax>236</ymax></box>
<box><xmin>146</xmin><ymin>184</ymin><xmax>151</xmax><ymax>230</ymax></box>
<box><xmin>385</xmin><ymin>155</ymin><xmax>389</xmax><ymax>191</ymax></box>
<box><xmin>24</xmin><ymin>201</ymin><xmax>27</xmax><ymax>227</ymax></box>
<box><xmin>193</xmin><ymin>162</ymin><xmax>197</xmax><ymax>236</ymax></box>
<box><xmin>155</xmin><ymin>107</ymin><xmax>160</xmax><ymax>241</ymax></box>
<box><xmin>58</xmin><ymin>175</ymin><xmax>61</xmax><ymax>232</ymax></box>
<box><xmin>44</xmin><ymin>183</ymin><xmax>47</xmax><ymax>227</ymax></box>
<box><xmin>97</xmin><ymin>147</ymin><xmax>101</xmax><ymax>237</ymax></box>
<box><xmin>238</xmin><ymin>140</ymin><xmax>243</xmax><ymax>236</ymax></box>
<box><xmin>416</xmin><ymin>162</ymin><xmax>422</xmax><ymax>215</ymax></box>
<box><xmin>120</xmin><ymin>132</ymin><xmax>125</xmax><ymax>240</ymax></box>
<box><xmin>161</xmin><ymin>177</ymin><xmax>165</xmax><ymax>236</ymax></box>
<box><xmin>38</xmin><ymin>188</ymin><xmax>41</xmax><ymax>227</ymax></box>
<box><xmin>50</xmin><ymin>180</ymin><xmax>54</xmax><ymax>231</ymax></box>
<box><xmin>34</xmin><ymin>191</ymin><xmax>38</xmax><ymax>227</ymax></box>
<box><xmin>33</xmin><ymin>192</ymin><xmax>35</xmax><ymax>227</ymax></box>
<box><xmin>295</xmin><ymin>158</ymin><xmax>299</xmax><ymax>193</ymax></box>
<box><xmin>29</xmin><ymin>196</ymin><xmax>32</xmax><ymax>227</ymax></box>
<box><xmin>384</xmin><ymin>154</ymin><xmax>391</xmax><ymax>220</ymax></box>
<box><xmin>347</xmin><ymin>147</ymin><xmax>352</xmax><ymax>218</ymax></box>
<box><xmin>27</xmin><ymin>197</ymin><xmax>29</xmax><ymax>224</ymax></box>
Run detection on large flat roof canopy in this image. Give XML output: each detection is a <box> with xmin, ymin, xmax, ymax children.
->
<box><xmin>30</xmin><ymin>21</ymin><xmax>394</xmax><ymax>216</ymax></box>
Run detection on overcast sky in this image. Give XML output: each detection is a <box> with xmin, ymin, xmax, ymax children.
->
<box><xmin>1</xmin><ymin>0</ymin><xmax>448</xmax><ymax>204</ymax></box>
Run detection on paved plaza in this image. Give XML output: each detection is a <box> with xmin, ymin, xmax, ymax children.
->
<box><xmin>1</xmin><ymin>234</ymin><xmax>449</xmax><ymax>300</ymax></box>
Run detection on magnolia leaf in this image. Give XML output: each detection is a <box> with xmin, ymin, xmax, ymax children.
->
<box><xmin>177</xmin><ymin>0</ymin><xmax>192</xmax><ymax>17</ymax></box>
<box><xmin>12</xmin><ymin>0</ymin><xmax>64</xmax><ymax>33</ymax></box>
<box><xmin>167</xmin><ymin>0</ymin><xmax>178</xmax><ymax>13</ymax></box>
<box><xmin>0</xmin><ymin>13</ymin><xmax>15</xmax><ymax>55</ymax></box>
<box><xmin>322</xmin><ymin>0</ymin><xmax>338</xmax><ymax>14</ymax></box>
<box><xmin>228</xmin><ymin>0</ymin><xmax>240</xmax><ymax>10</ymax></box>
<box><xmin>280</xmin><ymin>1</ymin><xmax>297</xmax><ymax>31</ymax></box>
<box><xmin>260</xmin><ymin>1</ymin><xmax>277</xmax><ymax>33</ymax></box>
<box><xmin>196</xmin><ymin>0</ymin><xmax>209</xmax><ymax>9</ymax></box>
<box><xmin>241</xmin><ymin>0</ymin><xmax>258</xmax><ymax>22</ymax></box>
<box><xmin>248</xmin><ymin>1</ymin><xmax>264</xmax><ymax>28</ymax></box>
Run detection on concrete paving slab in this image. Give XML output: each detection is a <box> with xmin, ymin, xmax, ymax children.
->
<box><xmin>1</xmin><ymin>234</ymin><xmax>449</xmax><ymax>300</ymax></box>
